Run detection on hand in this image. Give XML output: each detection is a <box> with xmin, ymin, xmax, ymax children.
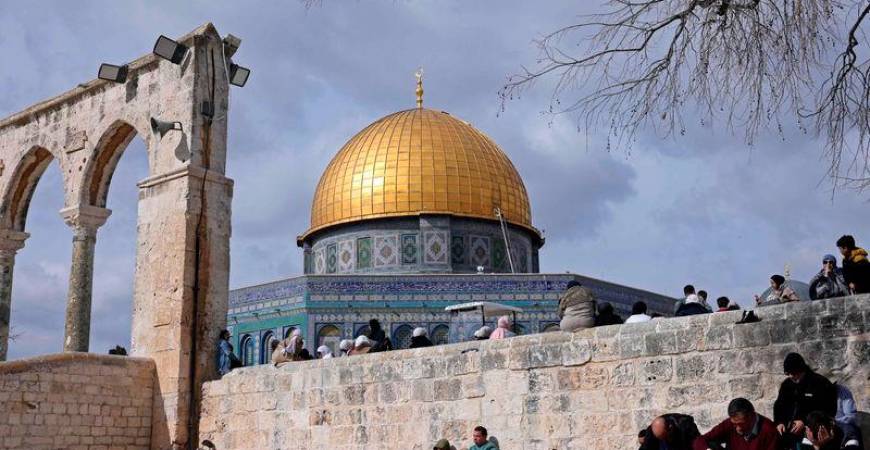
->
<box><xmin>776</xmin><ymin>424</ymin><xmax>786</xmax><ymax>435</ymax></box>
<box><xmin>816</xmin><ymin>425</ymin><xmax>831</xmax><ymax>443</ymax></box>
<box><xmin>790</xmin><ymin>420</ymin><xmax>804</xmax><ymax>434</ymax></box>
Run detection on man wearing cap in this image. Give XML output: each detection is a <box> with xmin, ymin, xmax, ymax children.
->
<box><xmin>773</xmin><ymin>353</ymin><xmax>837</xmax><ymax>450</ymax></box>
<box><xmin>432</xmin><ymin>438</ymin><xmax>451</xmax><ymax>450</ymax></box>
<box><xmin>809</xmin><ymin>255</ymin><xmax>849</xmax><ymax>300</ymax></box>
<box><xmin>410</xmin><ymin>327</ymin><xmax>433</xmax><ymax>348</ymax></box>
<box><xmin>693</xmin><ymin>398</ymin><xmax>779</xmax><ymax>450</ymax></box>
<box><xmin>349</xmin><ymin>335</ymin><xmax>373</xmax><ymax>356</ymax></box>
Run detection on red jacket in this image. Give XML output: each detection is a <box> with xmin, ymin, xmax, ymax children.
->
<box><xmin>692</xmin><ymin>415</ymin><xmax>778</xmax><ymax>450</ymax></box>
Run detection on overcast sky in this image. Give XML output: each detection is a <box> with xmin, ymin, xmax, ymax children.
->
<box><xmin>2</xmin><ymin>1</ymin><xmax>868</xmax><ymax>359</ymax></box>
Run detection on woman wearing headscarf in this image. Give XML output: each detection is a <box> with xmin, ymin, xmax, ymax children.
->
<box><xmin>338</xmin><ymin>339</ymin><xmax>354</xmax><ymax>357</ymax></box>
<box><xmin>558</xmin><ymin>281</ymin><xmax>596</xmax><ymax>332</ymax></box>
<box><xmin>409</xmin><ymin>327</ymin><xmax>433</xmax><ymax>348</ymax></box>
<box><xmin>488</xmin><ymin>316</ymin><xmax>516</xmax><ymax>340</ymax></box>
<box><xmin>316</xmin><ymin>345</ymin><xmax>333</xmax><ymax>359</ymax></box>
<box><xmin>755</xmin><ymin>274</ymin><xmax>800</xmax><ymax>306</ymax></box>
<box><xmin>216</xmin><ymin>329</ymin><xmax>239</xmax><ymax>376</ymax></box>
<box><xmin>809</xmin><ymin>254</ymin><xmax>849</xmax><ymax>300</ymax></box>
<box><xmin>349</xmin><ymin>335</ymin><xmax>373</xmax><ymax>355</ymax></box>
<box><xmin>271</xmin><ymin>329</ymin><xmax>304</xmax><ymax>365</ymax></box>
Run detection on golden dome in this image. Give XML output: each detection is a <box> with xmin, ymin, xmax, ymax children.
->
<box><xmin>301</xmin><ymin>107</ymin><xmax>537</xmax><ymax>241</ymax></box>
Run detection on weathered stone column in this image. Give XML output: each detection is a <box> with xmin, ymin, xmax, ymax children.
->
<box><xmin>60</xmin><ymin>205</ymin><xmax>111</xmax><ymax>353</ymax></box>
<box><xmin>0</xmin><ymin>229</ymin><xmax>28</xmax><ymax>361</ymax></box>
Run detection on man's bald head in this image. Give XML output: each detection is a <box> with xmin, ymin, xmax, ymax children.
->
<box><xmin>651</xmin><ymin>416</ymin><xmax>669</xmax><ymax>441</ymax></box>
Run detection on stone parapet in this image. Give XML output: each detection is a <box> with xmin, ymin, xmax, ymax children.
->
<box><xmin>199</xmin><ymin>295</ymin><xmax>870</xmax><ymax>449</ymax></box>
<box><xmin>0</xmin><ymin>353</ymin><xmax>156</xmax><ymax>450</ymax></box>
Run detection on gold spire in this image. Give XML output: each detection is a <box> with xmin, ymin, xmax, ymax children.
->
<box><xmin>415</xmin><ymin>67</ymin><xmax>424</xmax><ymax>108</ymax></box>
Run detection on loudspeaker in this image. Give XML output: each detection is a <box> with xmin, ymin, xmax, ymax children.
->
<box><xmin>150</xmin><ymin>117</ymin><xmax>182</xmax><ymax>137</ymax></box>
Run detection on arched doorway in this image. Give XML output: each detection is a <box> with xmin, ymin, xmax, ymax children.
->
<box><xmin>431</xmin><ymin>324</ymin><xmax>449</xmax><ymax>345</ymax></box>
<box><xmin>240</xmin><ymin>334</ymin><xmax>256</xmax><ymax>366</ymax></box>
<box><xmin>392</xmin><ymin>324</ymin><xmax>413</xmax><ymax>349</ymax></box>
<box><xmin>260</xmin><ymin>331</ymin><xmax>277</xmax><ymax>364</ymax></box>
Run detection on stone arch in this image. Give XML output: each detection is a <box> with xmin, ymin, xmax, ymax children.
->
<box><xmin>80</xmin><ymin>119</ymin><xmax>150</xmax><ymax>208</ymax></box>
<box><xmin>1</xmin><ymin>146</ymin><xmax>57</xmax><ymax>231</ymax></box>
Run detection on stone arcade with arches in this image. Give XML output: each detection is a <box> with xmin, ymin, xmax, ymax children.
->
<box><xmin>0</xmin><ymin>24</ymin><xmax>233</xmax><ymax>449</ymax></box>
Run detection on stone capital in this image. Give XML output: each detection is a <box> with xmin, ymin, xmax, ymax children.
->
<box><xmin>59</xmin><ymin>205</ymin><xmax>112</xmax><ymax>237</ymax></box>
<box><xmin>0</xmin><ymin>229</ymin><xmax>29</xmax><ymax>257</ymax></box>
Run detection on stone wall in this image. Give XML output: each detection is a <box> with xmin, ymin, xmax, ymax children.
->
<box><xmin>0</xmin><ymin>353</ymin><xmax>155</xmax><ymax>450</ymax></box>
<box><xmin>199</xmin><ymin>295</ymin><xmax>870</xmax><ymax>450</ymax></box>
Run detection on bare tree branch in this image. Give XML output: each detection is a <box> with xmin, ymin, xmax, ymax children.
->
<box><xmin>501</xmin><ymin>0</ymin><xmax>870</xmax><ymax>190</ymax></box>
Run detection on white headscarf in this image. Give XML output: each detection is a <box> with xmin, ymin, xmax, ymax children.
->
<box><xmin>412</xmin><ymin>327</ymin><xmax>427</xmax><ymax>337</ymax></box>
<box><xmin>338</xmin><ymin>339</ymin><xmax>353</xmax><ymax>355</ymax></box>
<box><xmin>317</xmin><ymin>345</ymin><xmax>333</xmax><ymax>359</ymax></box>
<box><xmin>354</xmin><ymin>335</ymin><xmax>372</xmax><ymax>349</ymax></box>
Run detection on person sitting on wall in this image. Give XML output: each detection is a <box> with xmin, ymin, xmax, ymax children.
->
<box><xmin>693</xmin><ymin>398</ymin><xmax>779</xmax><ymax>450</ymax></box>
<box><xmin>715</xmin><ymin>297</ymin><xmax>732</xmax><ymax>312</ymax></box>
<box><xmin>108</xmin><ymin>345</ymin><xmax>128</xmax><ymax>355</ymax></box>
<box><xmin>299</xmin><ymin>348</ymin><xmax>314</xmax><ymax>360</ymax></box>
<box><xmin>836</xmin><ymin>235</ymin><xmax>870</xmax><ymax>295</ymax></box>
<box><xmin>673</xmin><ymin>285</ymin><xmax>698</xmax><ymax>315</ymax></box>
<box><xmin>594</xmin><ymin>302</ymin><xmax>624</xmax><ymax>326</ymax></box>
<box><xmin>473</xmin><ymin>326</ymin><xmax>492</xmax><ymax>341</ymax></box>
<box><xmin>410</xmin><ymin>327</ymin><xmax>433</xmax><ymax>348</ymax></box>
<box><xmin>809</xmin><ymin>255</ymin><xmax>849</xmax><ymax>300</ymax></box>
<box><xmin>558</xmin><ymin>281</ymin><xmax>596</xmax><ymax>332</ymax></box>
<box><xmin>316</xmin><ymin>345</ymin><xmax>333</xmax><ymax>359</ymax></box>
<box><xmin>338</xmin><ymin>339</ymin><xmax>353</xmax><ymax>357</ymax></box>
<box><xmin>642</xmin><ymin>413</ymin><xmax>701</xmax><ymax>450</ymax></box>
<box><xmin>756</xmin><ymin>275</ymin><xmax>800</xmax><ymax>306</ymax></box>
<box><xmin>272</xmin><ymin>330</ymin><xmax>304</xmax><ymax>365</ymax></box>
<box><xmin>217</xmin><ymin>329</ymin><xmax>241</xmax><ymax>376</ymax></box>
<box><xmin>469</xmin><ymin>426</ymin><xmax>497</xmax><ymax>450</ymax></box>
<box><xmin>676</xmin><ymin>295</ymin><xmax>711</xmax><ymax>317</ymax></box>
<box><xmin>625</xmin><ymin>301</ymin><xmax>652</xmax><ymax>323</ymax></box>
<box><xmin>488</xmin><ymin>316</ymin><xmax>516</xmax><ymax>340</ymax></box>
<box><xmin>774</xmin><ymin>353</ymin><xmax>837</xmax><ymax>450</ymax></box>
<box><xmin>349</xmin><ymin>335</ymin><xmax>373</xmax><ymax>355</ymax></box>
<box><xmin>802</xmin><ymin>411</ymin><xmax>863</xmax><ymax>450</ymax></box>
<box><xmin>367</xmin><ymin>319</ymin><xmax>393</xmax><ymax>352</ymax></box>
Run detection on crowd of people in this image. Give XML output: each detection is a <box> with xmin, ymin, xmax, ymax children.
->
<box><xmin>636</xmin><ymin>353</ymin><xmax>862</xmax><ymax>450</ymax></box>
<box><xmin>557</xmin><ymin>234</ymin><xmax>869</xmax><ymax>332</ymax></box>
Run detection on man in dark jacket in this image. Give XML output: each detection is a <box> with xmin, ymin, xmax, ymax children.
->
<box><xmin>693</xmin><ymin>398</ymin><xmax>779</xmax><ymax>450</ymax></box>
<box><xmin>409</xmin><ymin>327</ymin><xmax>433</xmax><ymax>348</ymax></box>
<box><xmin>366</xmin><ymin>319</ymin><xmax>393</xmax><ymax>352</ymax></box>
<box><xmin>836</xmin><ymin>235</ymin><xmax>870</xmax><ymax>294</ymax></box>
<box><xmin>773</xmin><ymin>353</ymin><xmax>837</xmax><ymax>450</ymax></box>
<box><xmin>802</xmin><ymin>411</ymin><xmax>863</xmax><ymax>450</ymax></box>
<box><xmin>809</xmin><ymin>255</ymin><xmax>849</xmax><ymax>300</ymax></box>
<box><xmin>595</xmin><ymin>302</ymin><xmax>624</xmax><ymax>326</ymax></box>
<box><xmin>642</xmin><ymin>413</ymin><xmax>701</xmax><ymax>450</ymax></box>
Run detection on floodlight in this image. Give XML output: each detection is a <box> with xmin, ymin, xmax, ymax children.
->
<box><xmin>229</xmin><ymin>64</ymin><xmax>250</xmax><ymax>87</ymax></box>
<box><xmin>153</xmin><ymin>35</ymin><xmax>188</xmax><ymax>64</ymax></box>
<box><xmin>98</xmin><ymin>63</ymin><xmax>128</xmax><ymax>83</ymax></box>
<box><xmin>150</xmin><ymin>117</ymin><xmax>183</xmax><ymax>137</ymax></box>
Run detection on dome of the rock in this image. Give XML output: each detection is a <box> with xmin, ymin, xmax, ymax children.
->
<box><xmin>298</xmin><ymin>105</ymin><xmax>543</xmax><ymax>275</ymax></box>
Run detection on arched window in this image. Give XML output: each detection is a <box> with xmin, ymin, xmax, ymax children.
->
<box><xmin>240</xmin><ymin>335</ymin><xmax>256</xmax><ymax>366</ymax></box>
<box><xmin>317</xmin><ymin>324</ymin><xmax>342</xmax><ymax>356</ymax></box>
<box><xmin>260</xmin><ymin>331</ymin><xmax>277</xmax><ymax>364</ymax></box>
<box><xmin>354</xmin><ymin>325</ymin><xmax>370</xmax><ymax>339</ymax></box>
<box><xmin>542</xmin><ymin>323</ymin><xmax>561</xmax><ymax>333</ymax></box>
<box><xmin>392</xmin><ymin>325</ymin><xmax>414</xmax><ymax>349</ymax></box>
<box><xmin>431</xmin><ymin>324</ymin><xmax>449</xmax><ymax>345</ymax></box>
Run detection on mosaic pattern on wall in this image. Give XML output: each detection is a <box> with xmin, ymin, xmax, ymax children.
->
<box><xmin>451</xmin><ymin>236</ymin><xmax>465</xmax><ymax>265</ymax></box>
<box><xmin>401</xmin><ymin>234</ymin><xmax>418</xmax><ymax>265</ymax></box>
<box><xmin>374</xmin><ymin>235</ymin><xmax>398</xmax><ymax>267</ymax></box>
<box><xmin>492</xmin><ymin>238</ymin><xmax>506</xmax><ymax>270</ymax></box>
<box><xmin>339</xmin><ymin>240</ymin><xmax>355</xmax><ymax>272</ymax></box>
<box><xmin>470</xmin><ymin>236</ymin><xmax>490</xmax><ymax>268</ymax></box>
<box><xmin>315</xmin><ymin>249</ymin><xmax>325</xmax><ymax>274</ymax></box>
<box><xmin>326</xmin><ymin>245</ymin><xmax>337</xmax><ymax>274</ymax></box>
<box><xmin>424</xmin><ymin>230</ymin><xmax>448</xmax><ymax>264</ymax></box>
<box><xmin>357</xmin><ymin>237</ymin><xmax>372</xmax><ymax>270</ymax></box>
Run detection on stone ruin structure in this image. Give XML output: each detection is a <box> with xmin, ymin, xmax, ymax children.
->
<box><xmin>0</xmin><ymin>24</ymin><xmax>233</xmax><ymax>448</ymax></box>
<box><xmin>0</xmin><ymin>22</ymin><xmax>868</xmax><ymax>450</ymax></box>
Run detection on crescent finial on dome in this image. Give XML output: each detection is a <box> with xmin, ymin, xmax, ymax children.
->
<box><xmin>415</xmin><ymin>67</ymin><xmax>424</xmax><ymax>108</ymax></box>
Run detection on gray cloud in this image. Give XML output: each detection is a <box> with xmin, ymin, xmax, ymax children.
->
<box><xmin>3</xmin><ymin>1</ymin><xmax>869</xmax><ymax>359</ymax></box>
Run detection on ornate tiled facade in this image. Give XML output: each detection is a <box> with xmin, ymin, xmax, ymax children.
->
<box><xmin>227</xmin><ymin>273</ymin><xmax>677</xmax><ymax>366</ymax></box>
